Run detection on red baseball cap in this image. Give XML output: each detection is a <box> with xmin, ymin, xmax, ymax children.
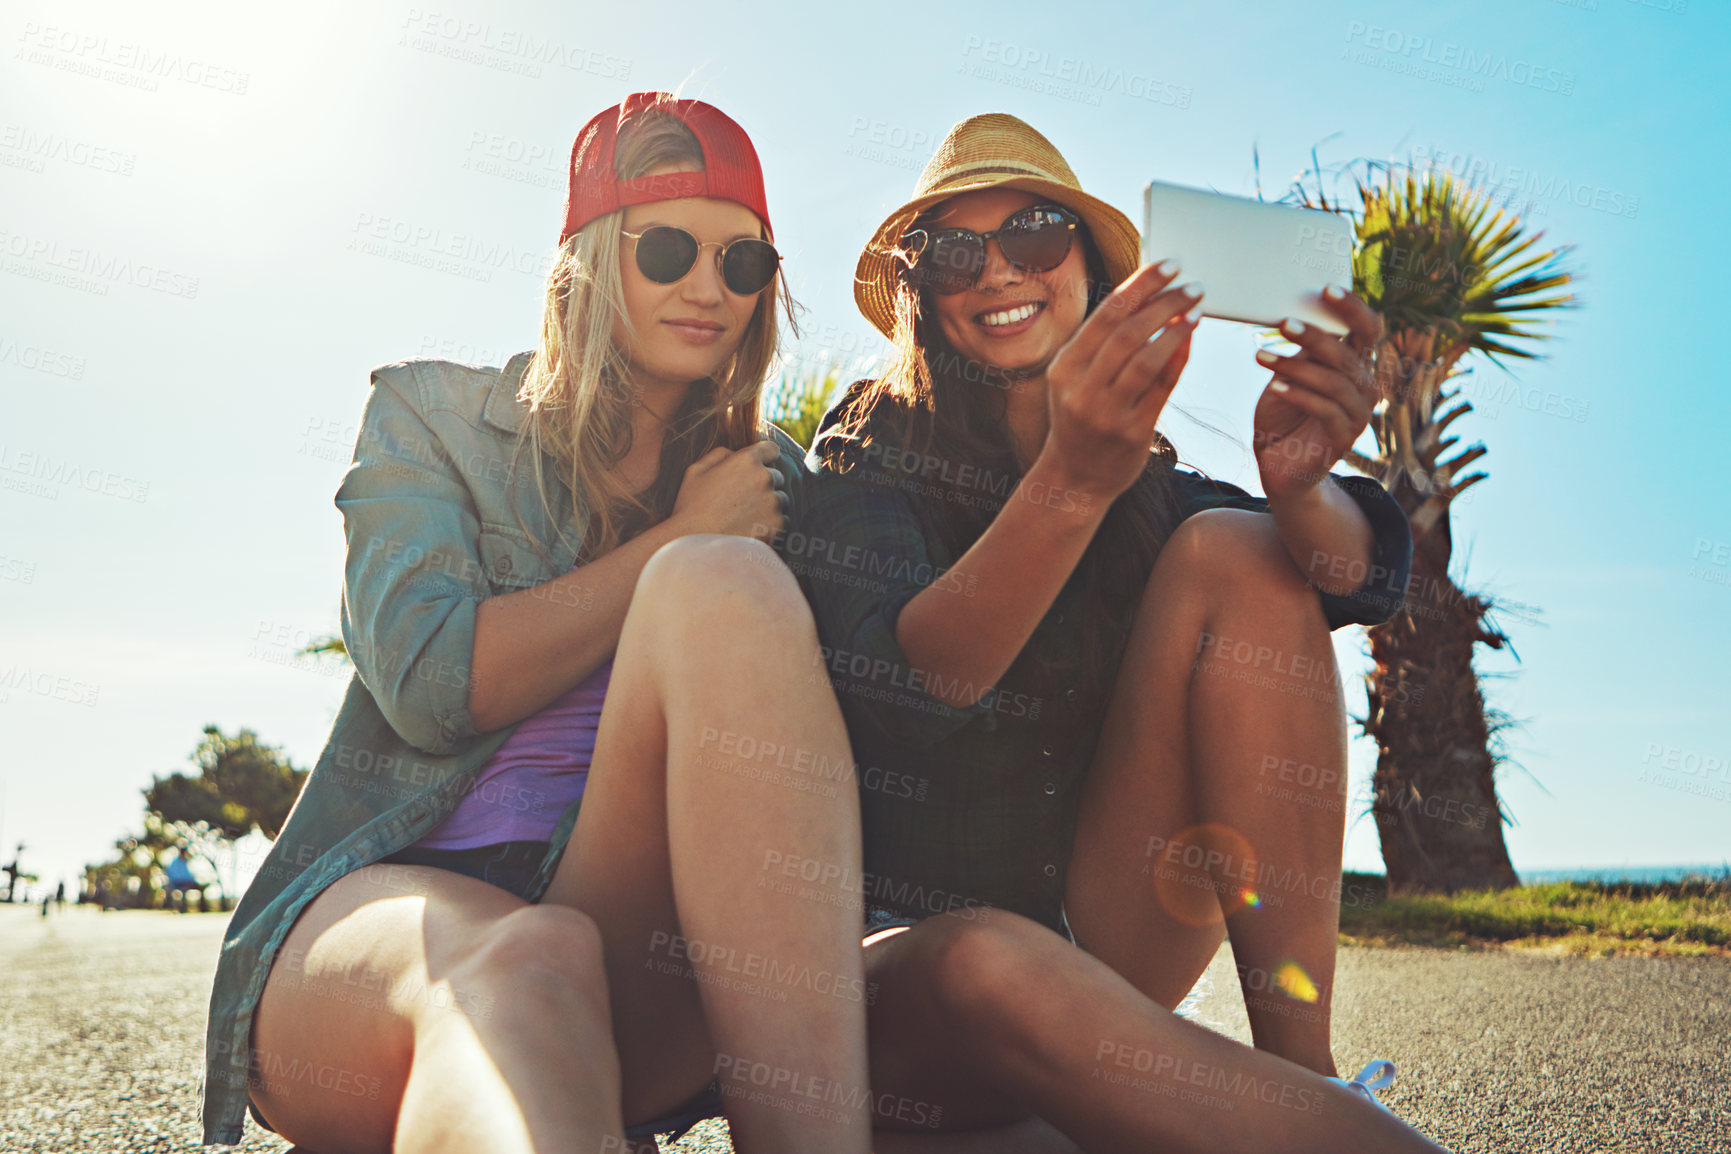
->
<box><xmin>559</xmin><ymin>92</ymin><xmax>772</xmax><ymax>245</ymax></box>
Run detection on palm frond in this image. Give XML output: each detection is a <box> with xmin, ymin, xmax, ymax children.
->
<box><xmin>1286</xmin><ymin>149</ymin><xmax>1579</xmax><ymax>522</ymax></box>
<box><xmin>762</xmin><ymin>358</ymin><xmax>850</xmax><ymax>451</ymax></box>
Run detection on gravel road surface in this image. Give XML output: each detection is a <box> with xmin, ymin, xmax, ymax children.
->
<box><xmin>1</xmin><ymin>906</ymin><xmax>1724</xmax><ymax>1152</ymax></box>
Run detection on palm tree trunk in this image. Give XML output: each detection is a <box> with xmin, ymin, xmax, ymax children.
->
<box><xmin>1363</xmin><ymin>489</ymin><xmax>1521</xmax><ymax>894</ymax></box>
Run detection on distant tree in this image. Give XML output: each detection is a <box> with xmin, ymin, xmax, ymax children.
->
<box><xmin>93</xmin><ymin>725</ymin><xmax>312</xmax><ymax>904</ymax></box>
<box><xmin>83</xmin><ymin>824</ymin><xmax>173</xmax><ymax>909</ymax></box>
<box><xmin>148</xmin><ymin>725</ymin><xmax>308</xmax><ymax>841</ymax></box>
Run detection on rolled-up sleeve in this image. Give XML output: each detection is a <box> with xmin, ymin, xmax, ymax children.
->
<box><xmin>1173</xmin><ymin>470</ymin><xmax>1413</xmax><ymax>630</ymax></box>
<box><xmin>335</xmin><ymin>365</ymin><xmax>489</xmax><ymax>755</ymax></box>
<box><xmin>794</xmin><ymin>460</ymin><xmax>998</xmax><ymax>750</ymax></box>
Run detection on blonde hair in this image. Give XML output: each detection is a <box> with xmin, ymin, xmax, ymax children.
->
<box><xmin>514</xmin><ymin>95</ymin><xmax>794</xmax><ymax>562</ymax></box>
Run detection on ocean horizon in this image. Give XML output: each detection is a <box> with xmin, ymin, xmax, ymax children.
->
<box><xmin>1515</xmin><ymin>863</ymin><xmax>1731</xmax><ymax>885</ymax></box>
<box><xmin>1345</xmin><ymin>863</ymin><xmax>1730</xmax><ymax>885</ymax></box>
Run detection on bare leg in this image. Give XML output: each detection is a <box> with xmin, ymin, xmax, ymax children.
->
<box><xmin>1065</xmin><ymin>508</ymin><xmax>1350</xmax><ymax>1074</ymax></box>
<box><xmin>248</xmin><ymin>863</ymin><xmax>623</xmax><ymax>1154</ymax></box>
<box><xmin>871</xmin><ymin>1117</ymin><xmax>1081</xmax><ymax>1154</ymax></box>
<box><xmin>861</xmin><ymin>912</ymin><xmax>1450</xmax><ymax>1154</ymax></box>
<box><xmin>541</xmin><ymin>535</ymin><xmax>872</xmax><ymax>1154</ymax></box>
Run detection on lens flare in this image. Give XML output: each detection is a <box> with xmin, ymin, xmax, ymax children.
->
<box><xmin>1240</xmin><ymin>889</ymin><xmax>1262</xmax><ymax>908</ymax></box>
<box><xmin>1274</xmin><ymin>961</ymin><xmax>1319</xmax><ymax>1003</ymax></box>
<box><xmin>1148</xmin><ymin>823</ymin><xmax>1259</xmax><ymax>927</ymax></box>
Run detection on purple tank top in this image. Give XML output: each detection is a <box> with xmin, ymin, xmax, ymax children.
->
<box><xmin>413</xmin><ymin>657</ymin><xmax>613</xmax><ymax>850</ymax></box>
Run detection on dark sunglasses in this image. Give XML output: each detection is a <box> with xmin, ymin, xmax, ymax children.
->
<box><xmin>620</xmin><ymin>225</ymin><xmax>781</xmax><ymax>296</ymax></box>
<box><xmin>901</xmin><ymin>203</ymin><xmax>1079</xmax><ymax>295</ymax></box>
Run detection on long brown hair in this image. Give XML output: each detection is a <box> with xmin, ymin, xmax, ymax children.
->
<box><xmin>515</xmin><ymin>94</ymin><xmax>796</xmax><ymax>563</ymax></box>
<box><xmin>820</xmin><ymin>212</ymin><xmax>1183</xmax><ymax>698</ymax></box>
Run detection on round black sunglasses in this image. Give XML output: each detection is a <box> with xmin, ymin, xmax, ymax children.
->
<box><xmin>621</xmin><ymin>226</ymin><xmax>781</xmax><ymax>296</ymax></box>
<box><xmin>901</xmin><ymin>203</ymin><xmax>1079</xmax><ymax>295</ymax></box>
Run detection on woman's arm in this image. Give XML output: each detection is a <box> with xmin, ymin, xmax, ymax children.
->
<box><xmin>1251</xmin><ymin>291</ymin><xmax>1390</xmax><ymax>596</ymax></box>
<box><xmin>893</xmin><ymin>263</ymin><xmax>1201</xmax><ymax>708</ymax></box>
<box><xmin>467</xmin><ymin>439</ymin><xmax>786</xmax><ymax>731</ymax></box>
<box><xmin>466</xmin><ymin>516</ymin><xmax>680</xmax><ymax>731</ymax></box>
<box><xmin>1266</xmin><ymin>479</ymin><xmax>1376</xmax><ymax>596</ymax></box>
<box><xmin>337</xmin><ymin>367</ymin><xmax>504</xmax><ymax>756</ymax></box>
<box><xmin>893</xmin><ymin>453</ymin><xmax>1107</xmax><ymax>708</ymax></box>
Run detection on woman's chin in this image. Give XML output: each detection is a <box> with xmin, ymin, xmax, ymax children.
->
<box><xmin>951</xmin><ymin>335</ymin><xmax>1057</xmax><ymax>378</ymax></box>
<box><xmin>966</xmin><ymin>347</ymin><xmax>1053</xmax><ymax>379</ymax></box>
<box><xmin>634</xmin><ymin>352</ymin><xmax>730</xmax><ymax>390</ymax></box>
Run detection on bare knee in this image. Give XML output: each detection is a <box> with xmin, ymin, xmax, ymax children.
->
<box><xmin>640</xmin><ymin>533</ymin><xmax>793</xmax><ymax>597</ymax></box>
<box><xmin>446</xmin><ymin>904</ymin><xmax>611</xmax><ymax>1016</ymax></box>
<box><xmin>633</xmin><ymin>534</ymin><xmax>815</xmax><ymax>647</ymax></box>
<box><xmin>916</xmin><ymin>912</ymin><xmax>1063</xmax><ymax>1038</ymax></box>
<box><xmin>1162</xmin><ymin>509</ymin><xmax>1319</xmax><ymax>618</ymax></box>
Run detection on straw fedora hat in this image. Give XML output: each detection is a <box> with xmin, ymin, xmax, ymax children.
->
<box><xmin>853</xmin><ymin>112</ymin><xmax>1142</xmax><ymax>340</ymax></box>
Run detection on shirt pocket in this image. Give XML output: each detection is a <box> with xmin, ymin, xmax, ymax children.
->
<box><xmin>476</xmin><ymin>523</ymin><xmax>555</xmax><ymax>593</ymax></box>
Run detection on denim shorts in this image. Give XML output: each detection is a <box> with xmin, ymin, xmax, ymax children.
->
<box><xmin>246</xmin><ymin>840</ymin><xmax>725</xmax><ymax>1144</ymax></box>
<box><xmin>379</xmin><ymin>837</ymin><xmax>552</xmax><ymax>900</ymax></box>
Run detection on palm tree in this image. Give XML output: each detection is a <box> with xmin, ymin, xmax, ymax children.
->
<box><xmin>1283</xmin><ymin>157</ymin><xmax>1577</xmax><ymax>894</ymax></box>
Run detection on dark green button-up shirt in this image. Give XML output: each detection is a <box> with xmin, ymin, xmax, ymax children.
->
<box><xmin>793</xmin><ymin>395</ymin><xmax>1412</xmax><ymax>935</ymax></box>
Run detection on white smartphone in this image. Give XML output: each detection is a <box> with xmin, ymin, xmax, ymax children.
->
<box><xmin>1141</xmin><ymin>180</ymin><xmax>1354</xmax><ymax>335</ymax></box>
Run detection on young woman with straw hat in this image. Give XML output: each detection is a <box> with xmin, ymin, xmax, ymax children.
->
<box><xmin>795</xmin><ymin>112</ymin><xmax>1453</xmax><ymax>1152</ymax></box>
<box><xmin>201</xmin><ymin>93</ymin><xmax>878</xmax><ymax>1154</ymax></box>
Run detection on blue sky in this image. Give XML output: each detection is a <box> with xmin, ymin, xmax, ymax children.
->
<box><xmin>2</xmin><ymin>0</ymin><xmax>1726</xmax><ymax>894</ymax></box>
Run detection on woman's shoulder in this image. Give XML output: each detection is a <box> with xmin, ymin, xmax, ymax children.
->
<box><xmin>366</xmin><ymin>351</ymin><xmax>535</xmax><ymax>439</ymax></box>
<box><xmin>804</xmin><ymin>378</ymin><xmax>911</xmax><ymax>476</ymax></box>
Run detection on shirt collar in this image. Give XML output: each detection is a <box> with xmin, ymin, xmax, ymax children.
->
<box><xmin>483</xmin><ymin>351</ymin><xmax>536</xmax><ymax>436</ymax></box>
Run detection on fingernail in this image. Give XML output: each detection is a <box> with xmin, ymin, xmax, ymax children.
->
<box><xmin>1255</xmin><ymin>349</ymin><xmax>1279</xmax><ymax>366</ymax></box>
<box><xmin>1282</xmin><ymin>318</ymin><xmax>1306</xmax><ymax>336</ymax></box>
<box><xmin>1184</xmin><ymin>303</ymin><xmax>1204</xmax><ymax>324</ymax></box>
<box><xmin>1179</xmin><ymin>281</ymin><xmax>1204</xmax><ymax>299</ymax></box>
<box><xmin>1156</xmin><ymin>259</ymin><xmax>1181</xmax><ymax>276</ymax></box>
<box><xmin>1324</xmin><ymin>285</ymin><xmax>1345</xmax><ymax>300</ymax></box>
<box><xmin>1270</xmin><ymin>380</ymin><xmax>1291</xmax><ymax>393</ymax></box>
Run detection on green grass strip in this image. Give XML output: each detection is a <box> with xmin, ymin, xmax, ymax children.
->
<box><xmin>1336</xmin><ymin>871</ymin><xmax>1731</xmax><ymax>956</ymax></box>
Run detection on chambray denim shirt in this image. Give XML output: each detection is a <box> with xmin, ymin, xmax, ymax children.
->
<box><xmin>200</xmin><ymin>352</ymin><xmax>807</xmax><ymax>1145</ymax></box>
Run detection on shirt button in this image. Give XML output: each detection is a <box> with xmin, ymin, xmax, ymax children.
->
<box><xmin>1064</xmin><ymin>688</ymin><xmax>1077</xmax><ymax>701</ymax></box>
<box><xmin>1043</xmin><ymin>864</ymin><xmax>1058</xmax><ymax>878</ymax></box>
<box><xmin>1043</xmin><ymin>782</ymin><xmax>1056</xmax><ymax>795</ymax></box>
<box><xmin>496</xmin><ymin>555</ymin><xmax>513</xmax><ymax>574</ymax></box>
<box><xmin>1055</xmin><ymin>613</ymin><xmax>1066</xmax><ymax>625</ymax></box>
<box><xmin>1042</xmin><ymin>745</ymin><xmax>1054</xmax><ymax>757</ymax></box>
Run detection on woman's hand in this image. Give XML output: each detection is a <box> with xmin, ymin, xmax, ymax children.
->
<box><xmin>668</xmin><ymin>439</ymin><xmax>787</xmax><ymax>542</ymax></box>
<box><xmin>1037</xmin><ymin>260</ymin><xmax>1202</xmax><ymax>502</ymax></box>
<box><xmin>1251</xmin><ymin>287</ymin><xmax>1384</xmax><ymax>502</ymax></box>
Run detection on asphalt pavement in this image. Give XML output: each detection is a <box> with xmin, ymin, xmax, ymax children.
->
<box><xmin>0</xmin><ymin>905</ymin><xmax>1724</xmax><ymax>1152</ymax></box>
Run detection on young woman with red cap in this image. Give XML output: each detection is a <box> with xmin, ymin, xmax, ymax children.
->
<box><xmin>794</xmin><ymin>113</ymin><xmax>1455</xmax><ymax>1152</ymax></box>
<box><xmin>200</xmin><ymin>93</ymin><xmax>876</xmax><ymax>1154</ymax></box>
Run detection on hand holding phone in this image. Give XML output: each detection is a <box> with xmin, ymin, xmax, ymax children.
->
<box><xmin>1250</xmin><ymin>289</ymin><xmax>1385</xmax><ymax>500</ymax></box>
<box><xmin>1039</xmin><ymin>260</ymin><xmax>1201</xmax><ymax>504</ymax></box>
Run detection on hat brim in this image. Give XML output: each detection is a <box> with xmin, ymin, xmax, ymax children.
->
<box><xmin>853</xmin><ymin>176</ymin><xmax>1142</xmax><ymax>341</ymax></box>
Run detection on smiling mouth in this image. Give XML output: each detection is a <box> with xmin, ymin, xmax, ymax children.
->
<box><xmin>976</xmin><ymin>301</ymin><xmax>1045</xmax><ymax>328</ymax></box>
